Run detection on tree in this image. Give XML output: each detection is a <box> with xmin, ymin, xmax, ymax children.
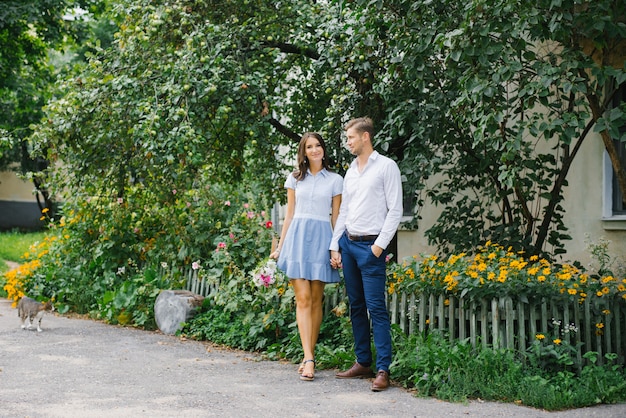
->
<box><xmin>31</xmin><ymin>0</ymin><xmax>626</xmax><ymax>261</ymax></box>
<box><xmin>0</xmin><ymin>0</ymin><xmax>109</xmax><ymax>213</ymax></box>
<box><xmin>344</xmin><ymin>0</ymin><xmax>626</xmax><ymax>257</ymax></box>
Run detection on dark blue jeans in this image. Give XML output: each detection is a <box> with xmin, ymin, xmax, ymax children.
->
<box><xmin>339</xmin><ymin>233</ymin><xmax>392</xmax><ymax>372</ymax></box>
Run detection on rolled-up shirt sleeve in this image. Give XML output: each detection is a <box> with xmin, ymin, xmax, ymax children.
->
<box><xmin>374</xmin><ymin>161</ymin><xmax>403</xmax><ymax>250</ymax></box>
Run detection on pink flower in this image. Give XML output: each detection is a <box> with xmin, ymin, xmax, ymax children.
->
<box><xmin>186</xmin><ymin>202</ymin><xmax>191</xmax><ymax>207</ymax></box>
<box><xmin>247</xmin><ymin>211</ymin><xmax>255</xmax><ymax>219</ymax></box>
<box><xmin>261</xmin><ymin>211</ymin><xmax>266</xmax><ymax>217</ymax></box>
<box><xmin>208</xmin><ymin>200</ymin><xmax>213</xmax><ymax>206</ymax></box>
<box><xmin>192</xmin><ymin>261</ymin><xmax>200</xmax><ymax>270</ymax></box>
<box><xmin>216</xmin><ymin>242</ymin><xmax>226</xmax><ymax>251</ymax></box>
<box><xmin>117</xmin><ymin>198</ymin><xmax>124</xmax><ymax>204</ymax></box>
<box><xmin>261</xmin><ymin>274</ymin><xmax>272</xmax><ymax>287</ymax></box>
<box><xmin>229</xmin><ymin>233</ymin><xmax>235</xmax><ymax>239</ymax></box>
<box><xmin>224</xmin><ymin>200</ymin><xmax>231</xmax><ymax>206</ymax></box>
<box><xmin>172</xmin><ymin>189</ymin><xmax>177</xmax><ymax>194</ymax></box>
<box><xmin>243</xmin><ymin>203</ymin><xmax>249</xmax><ymax>209</ymax></box>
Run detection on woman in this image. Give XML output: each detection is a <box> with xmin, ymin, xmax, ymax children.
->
<box><xmin>270</xmin><ymin>132</ymin><xmax>343</xmax><ymax>381</ymax></box>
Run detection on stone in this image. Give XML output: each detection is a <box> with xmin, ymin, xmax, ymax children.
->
<box><xmin>154</xmin><ymin>290</ymin><xmax>205</xmax><ymax>335</ymax></box>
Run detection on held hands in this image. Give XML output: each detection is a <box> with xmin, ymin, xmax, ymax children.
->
<box><xmin>330</xmin><ymin>250</ymin><xmax>342</xmax><ymax>269</ymax></box>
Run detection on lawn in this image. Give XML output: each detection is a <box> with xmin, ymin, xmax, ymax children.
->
<box><xmin>0</xmin><ymin>230</ymin><xmax>48</xmax><ymax>273</ymax></box>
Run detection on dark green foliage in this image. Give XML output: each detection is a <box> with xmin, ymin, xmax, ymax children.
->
<box><xmin>390</xmin><ymin>328</ymin><xmax>626</xmax><ymax>408</ymax></box>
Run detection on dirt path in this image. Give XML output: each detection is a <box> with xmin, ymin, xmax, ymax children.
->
<box><xmin>1</xmin><ymin>297</ymin><xmax>625</xmax><ymax>418</ymax></box>
<box><xmin>3</xmin><ymin>260</ymin><xmax>19</xmax><ymax>271</ymax></box>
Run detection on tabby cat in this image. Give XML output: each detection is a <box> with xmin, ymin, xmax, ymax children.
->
<box><xmin>17</xmin><ymin>296</ymin><xmax>54</xmax><ymax>332</ymax></box>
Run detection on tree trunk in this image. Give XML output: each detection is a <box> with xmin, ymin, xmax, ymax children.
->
<box><xmin>583</xmin><ymin>72</ymin><xmax>626</xmax><ymax>202</ymax></box>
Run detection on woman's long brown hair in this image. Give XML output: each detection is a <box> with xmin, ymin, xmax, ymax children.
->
<box><xmin>293</xmin><ymin>132</ymin><xmax>333</xmax><ymax>181</ymax></box>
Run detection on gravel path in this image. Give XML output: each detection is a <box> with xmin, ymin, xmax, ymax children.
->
<box><xmin>1</xmin><ymin>297</ymin><xmax>625</xmax><ymax>418</ymax></box>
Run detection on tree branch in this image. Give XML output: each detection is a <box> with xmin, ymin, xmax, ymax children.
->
<box><xmin>261</xmin><ymin>41</ymin><xmax>320</xmax><ymax>60</ymax></box>
<box><xmin>268</xmin><ymin>117</ymin><xmax>301</xmax><ymax>143</ymax></box>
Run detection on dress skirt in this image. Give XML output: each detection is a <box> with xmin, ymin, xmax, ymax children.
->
<box><xmin>277</xmin><ymin>216</ymin><xmax>340</xmax><ymax>283</ymax></box>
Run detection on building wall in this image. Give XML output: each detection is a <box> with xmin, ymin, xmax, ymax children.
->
<box><xmin>0</xmin><ymin>170</ymin><xmax>43</xmax><ymax>230</ymax></box>
<box><xmin>396</xmin><ymin>131</ymin><xmax>626</xmax><ymax>269</ymax></box>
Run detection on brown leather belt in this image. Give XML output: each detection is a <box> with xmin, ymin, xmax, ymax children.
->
<box><xmin>347</xmin><ymin>233</ymin><xmax>379</xmax><ymax>242</ymax></box>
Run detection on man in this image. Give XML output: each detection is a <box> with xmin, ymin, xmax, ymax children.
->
<box><xmin>330</xmin><ymin>117</ymin><xmax>403</xmax><ymax>392</ymax></box>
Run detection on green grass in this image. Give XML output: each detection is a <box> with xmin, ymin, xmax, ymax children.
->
<box><xmin>0</xmin><ymin>230</ymin><xmax>48</xmax><ymax>270</ymax></box>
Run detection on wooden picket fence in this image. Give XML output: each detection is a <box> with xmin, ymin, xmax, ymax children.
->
<box><xmin>387</xmin><ymin>292</ymin><xmax>625</xmax><ymax>365</ymax></box>
<box><xmin>184</xmin><ymin>269</ymin><xmax>626</xmax><ymax>365</ymax></box>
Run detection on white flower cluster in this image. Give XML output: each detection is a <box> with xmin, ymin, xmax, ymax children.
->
<box><xmin>253</xmin><ymin>259</ymin><xmax>279</xmax><ymax>287</ymax></box>
<box><xmin>552</xmin><ymin>318</ymin><xmax>578</xmax><ymax>334</ymax></box>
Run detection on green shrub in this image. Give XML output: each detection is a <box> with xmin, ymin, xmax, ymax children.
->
<box><xmin>389</xmin><ymin>327</ymin><xmax>626</xmax><ymax>409</ymax></box>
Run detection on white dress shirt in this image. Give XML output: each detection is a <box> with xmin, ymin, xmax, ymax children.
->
<box><xmin>330</xmin><ymin>151</ymin><xmax>403</xmax><ymax>251</ymax></box>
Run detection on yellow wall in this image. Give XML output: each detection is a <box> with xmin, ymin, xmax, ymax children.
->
<box><xmin>0</xmin><ymin>170</ymin><xmax>43</xmax><ymax>230</ymax></box>
<box><xmin>0</xmin><ymin>170</ymin><xmax>36</xmax><ymax>202</ymax></box>
<box><xmin>396</xmin><ymin>131</ymin><xmax>626</xmax><ymax>268</ymax></box>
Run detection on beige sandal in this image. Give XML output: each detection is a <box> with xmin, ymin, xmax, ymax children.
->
<box><xmin>300</xmin><ymin>359</ymin><xmax>315</xmax><ymax>381</ymax></box>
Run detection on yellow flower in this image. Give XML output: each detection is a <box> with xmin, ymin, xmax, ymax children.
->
<box><xmin>596</xmin><ymin>291</ymin><xmax>603</xmax><ymax>297</ymax></box>
<box><xmin>42</xmin><ymin>207</ymin><xmax>49</xmax><ymax>213</ymax></box>
<box><xmin>553</xmin><ymin>339</ymin><xmax>562</xmax><ymax>345</ymax></box>
<box><xmin>601</xmin><ymin>276</ymin><xmax>615</xmax><ymax>284</ymax></box>
<box><xmin>498</xmin><ymin>268</ymin><xmax>508</xmax><ymax>283</ymax></box>
<box><xmin>538</xmin><ymin>275</ymin><xmax>546</xmax><ymax>282</ymax></box>
<box><xmin>536</xmin><ymin>333</ymin><xmax>545</xmax><ymax>340</ymax></box>
<box><xmin>603</xmin><ymin>309</ymin><xmax>611</xmax><ymax>315</ymax></box>
<box><xmin>596</xmin><ymin>323</ymin><xmax>604</xmax><ymax>329</ymax></box>
<box><xmin>567</xmin><ymin>289</ymin><xmax>577</xmax><ymax>295</ymax></box>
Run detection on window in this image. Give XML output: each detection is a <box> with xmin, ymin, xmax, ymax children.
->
<box><xmin>603</xmin><ymin>81</ymin><xmax>626</xmax><ymax>228</ymax></box>
<box><xmin>611</xmin><ymin>83</ymin><xmax>626</xmax><ymax>215</ymax></box>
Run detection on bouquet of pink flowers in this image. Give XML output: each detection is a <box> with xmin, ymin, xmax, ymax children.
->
<box><xmin>252</xmin><ymin>258</ymin><xmax>284</xmax><ymax>287</ymax></box>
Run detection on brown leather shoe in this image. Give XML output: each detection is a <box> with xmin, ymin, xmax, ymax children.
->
<box><xmin>335</xmin><ymin>362</ymin><xmax>375</xmax><ymax>379</ymax></box>
<box><xmin>371</xmin><ymin>370</ymin><xmax>390</xmax><ymax>391</ymax></box>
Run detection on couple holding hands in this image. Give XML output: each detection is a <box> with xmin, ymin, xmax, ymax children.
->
<box><xmin>269</xmin><ymin>117</ymin><xmax>403</xmax><ymax>392</ymax></box>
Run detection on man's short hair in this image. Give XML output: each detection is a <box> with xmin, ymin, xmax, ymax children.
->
<box><xmin>344</xmin><ymin>117</ymin><xmax>374</xmax><ymax>138</ymax></box>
